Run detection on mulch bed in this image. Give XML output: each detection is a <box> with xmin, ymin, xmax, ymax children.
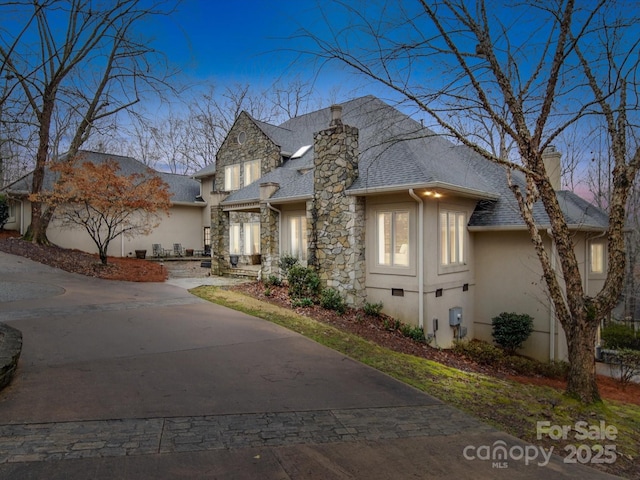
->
<box><xmin>0</xmin><ymin>231</ymin><xmax>166</xmax><ymax>282</ymax></box>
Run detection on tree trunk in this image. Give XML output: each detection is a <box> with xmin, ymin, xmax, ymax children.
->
<box><xmin>564</xmin><ymin>315</ymin><xmax>600</xmax><ymax>403</ymax></box>
<box><xmin>27</xmin><ymin>85</ymin><xmax>57</xmax><ymax>244</ymax></box>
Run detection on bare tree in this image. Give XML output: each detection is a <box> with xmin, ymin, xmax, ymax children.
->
<box><xmin>0</xmin><ymin>0</ymin><xmax>179</xmax><ymax>243</ymax></box>
<box><xmin>300</xmin><ymin>0</ymin><xmax>640</xmax><ymax>403</ymax></box>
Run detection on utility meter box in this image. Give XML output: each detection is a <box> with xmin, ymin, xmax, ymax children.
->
<box><xmin>449</xmin><ymin>307</ymin><xmax>463</xmax><ymax>327</ymax></box>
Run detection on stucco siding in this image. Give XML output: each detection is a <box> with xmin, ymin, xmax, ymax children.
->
<box><xmin>45</xmin><ymin>204</ymin><xmax>205</xmax><ymax>258</ymax></box>
<box><xmin>364</xmin><ymin>193</ymin><xmax>476</xmax><ymax>346</ymax></box>
<box><xmin>474</xmin><ymin>230</ymin><xmax>558</xmax><ymax>362</ymax></box>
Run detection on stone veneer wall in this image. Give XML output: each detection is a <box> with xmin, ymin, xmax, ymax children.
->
<box><xmin>214</xmin><ymin>112</ymin><xmax>282</xmax><ymax>192</ymax></box>
<box><xmin>259</xmin><ymin>182</ymin><xmax>281</xmax><ymax>277</ymax></box>
<box><xmin>310</xmin><ymin>111</ymin><xmax>366</xmax><ymax>306</ymax></box>
<box><xmin>259</xmin><ymin>205</ymin><xmax>279</xmax><ymax>276</ymax></box>
<box><xmin>209</xmin><ymin>193</ymin><xmax>229</xmax><ymax>275</ymax></box>
<box><xmin>211</xmin><ymin>112</ymin><xmax>283</xmax><ymax>274</ymax></box>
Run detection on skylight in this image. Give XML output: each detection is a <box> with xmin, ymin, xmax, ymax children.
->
<box><xmin>291</xmin><ymin>145</ymin><xmax>312</xmax><ymax>159</ymax></box>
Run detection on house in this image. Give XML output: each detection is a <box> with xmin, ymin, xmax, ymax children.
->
<box><xmin>2</xmin><ymin>151</ymin><xmax>211</xmax><ymax>258</ymax></box>
<box><xmin>199</xmin><ymin>95</ymin><xmax>608</xmax><ymax>362</ymax></box>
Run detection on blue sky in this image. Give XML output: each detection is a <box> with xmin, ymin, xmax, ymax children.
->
<box><xmin>150</xmin><ymin>0</ymin><xmax>358</xmax><ymax>94</ymax></box>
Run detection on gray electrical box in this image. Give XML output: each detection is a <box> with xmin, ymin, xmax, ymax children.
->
<box><xmin>449</xmin><ymin>307</ymin><xmax>462</xmax><ymax>326</ymax></box>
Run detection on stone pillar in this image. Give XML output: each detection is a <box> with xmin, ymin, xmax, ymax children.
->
<box><xmin>310</xmin><ymin>105</ymin><xmax>366</xmax><ymax>306</ymax></box>
<box><xmin>210</xmin><ymin>192</ymin><xmax>229</xmax><ymax>275</ymax></box>
<box><xmin>259</xmin><ymin>182</ymin><xmax>280</xmax><ymax>277</ymax></box>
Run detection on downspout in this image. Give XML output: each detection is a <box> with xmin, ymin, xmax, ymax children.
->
<box><xmin>267</xmin><ymin>202</ymin><xmax>281</xmax><ymax>257</ymax></box>
<box><xmin>18</xmin><ymin>198</ymin><xmax>25</xmax><ymax>235</ymax></box>
<box><xmin>409</xmin><ymin>189</ymin><xmax>425</xmax><ymax>331</ymax></box>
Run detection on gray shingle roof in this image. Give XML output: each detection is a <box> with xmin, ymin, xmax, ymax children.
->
<box><xmin>465</xmin><ymin>150</ymin><xmax>608</xmax><ymax>229</ymax></box>
<box><xmin>221</xmin><ymin>96</ymin><xmax>607</xmax><ymax>230</ymax></box>
<box><xmin>4</xmin><ymin>151</ymin><xmax>202</xmax><ymax>205</ymax></box>
<box><xmin>192</xmin><ymin>162</ymin><xmax>216</xmax><ymax>179</ymax></box>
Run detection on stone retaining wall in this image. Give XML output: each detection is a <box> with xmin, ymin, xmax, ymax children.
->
<box><xmin>0</xmin><ymin>322</ymin><xmax>22</xmax><ymax>391</ymax></box>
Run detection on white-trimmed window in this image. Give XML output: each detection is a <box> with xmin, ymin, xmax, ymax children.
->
<box><xmin>440</xmin><ymin>210</ymin><xmax>466</xmax><ymax>266</ymax></box>
<box><xmin>377</xmin><ymin>210</ymin><xmax>410</xmax><ymax>267</ymax></box>
<box><xmin>229</xmin><ymin>223</ymin><xmax>241</xmax><ymax>254</ymax></box>
<box><xmin>224</xmin><ymin>164</ymin><xmax>240</xmax><ymax>191</ymax></box>
<box><xmin>203</xmin><ymin>226</ymin><xmax>210</xmax><ymax>247</ymax></box>
<box><xmin>244</xmin><ymin>160</ymin><xmax>261</xmax><ymax>186</ymax></box>
<box><xmin>243</xmin><ymin>222</ymin><xmax>261</xmax><ymax>255</ymax></box>
<box><xmin>590</xmin><ymin>242</ymin><xmax>605</xmax><ymax>274</ymax></box>
<box><xmin>7</xmin><ymin>201</ymin><xmax>15</xmax><ymax>221</ymax></box>
<box><xmin>289</xmin><ymin>216</ymin><xmax>308</xmax><ymax>261</ymax></box>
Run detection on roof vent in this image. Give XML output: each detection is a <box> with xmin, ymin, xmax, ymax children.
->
<box><xmin>330</xmin><ymin>105</ymin><xmax>343</xmax><ymax>126</ymax></box>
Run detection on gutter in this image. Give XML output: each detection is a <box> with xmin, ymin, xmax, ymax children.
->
<box><xmin>469</xmin><ymin>224</ymin><xmax>608</xmax><ymax>233</ymax></box>
<box><xmin>408</xmin><ymin>189</ymin><xmax>425</xmax><ymax>331</ymax></box>
<box><xmin>348</xmin><ymin>182</ymin><xmax>499</xmax><ymax>200</ymax></box>
<box><xmin>171</xmin><ymin>201</ymin><xmax>207</xmax><ymax>208</ymax></box>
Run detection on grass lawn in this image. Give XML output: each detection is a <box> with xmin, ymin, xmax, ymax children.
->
<box><xmin>191</xmin><ymin>286</ymin><xmax>639</xmax><ymax>478</ymax></box>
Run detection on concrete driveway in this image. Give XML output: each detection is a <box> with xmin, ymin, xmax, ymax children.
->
<box><xmin>0</xmin><ymin>252</ymin><xmax>620</xmax><ymax>479</ymax></box>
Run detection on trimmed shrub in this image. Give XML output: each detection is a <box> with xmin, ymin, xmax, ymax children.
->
<box><xmin>399</xmin><ymin>323</ymin><xmax>425</xmax><ymax>343</ymax></box>
<box><xmin>491</xmin><ymin>312</ymin><xmax>534</xmax><ymax>354</ymax></box>
<box><xmin>287</xmin><ymin>265</ymin><xmax>321</xmax><ymax>299</ymax></box>
<box><xmin>279</xmin><ymin>254</ymin><xmax>300</xmax><ymax>278</ymax></box>
<box><xmin>609</xmin><ymin>349</ymin><xmax>640</xmax><ymax>387</ymax></box>
<box><xmin>0</xmin><ymin>194</ymin><xmax>8</xmax><ymax>230</ymax></box>
<box><xmin>452</xmin><ymin>339</ymin><xmax>505</xmax><ymax>365</ymax></box>
<box><xmin>363</xmin><ymin>301</ymin><xmax>384</xmax><ymax>317</ymax></box>
<box><xmin>264</xmin><ymin>274</ymin><xmax>282</xmax><ymax>287</ymax></box>
<box><xmin>601</xmin><ymin>323</ymin><xmax>640</xmax><ymax>351</ymax></box>
<box><xmin>383</xmin><ymin>317</ymin><xmax>400</xmax><ymax>331</ymax></box>
<box><xmin>535</xmin><ymin>360</ymin><xmax>570</xmax><ymax>379</ymax></box>
<box><xmin>291</xmin><ymin>297</ymin><xmax>314</xmax><ymax>308</ymax></box>
<box><xmin>320</xmin><ymin>288</ymin><xmax>346</xmax><ymax>314</ymax></box>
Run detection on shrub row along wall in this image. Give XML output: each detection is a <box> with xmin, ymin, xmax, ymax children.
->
<box><xmin>0</xmin><ymin>322</ymin><xmax>22</xmax><ymax>390</ymax></box>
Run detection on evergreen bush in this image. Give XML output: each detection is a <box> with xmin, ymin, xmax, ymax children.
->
<box><xmin>287</xmin><ymin>265</ymin><xmax>321</xmax><ymax>299</ymax></box>
<box><xmin>0</xmin><ymin>195</ymin><xmax>9</xmax><ymax>230</ymax></box>
<box><xmin>491</xmin><ymin>312</ymin><xmax>534</xmax><ymax>354</ymax></box>
<box><xmin>601</xmin><ymin>323</ymin><xmax>640</xmax><ymax>351</ymax></box>
<box><xmin>319</xmin><ymin>288</ymin><xmax>346</xmax><ymax>314</ymax></box>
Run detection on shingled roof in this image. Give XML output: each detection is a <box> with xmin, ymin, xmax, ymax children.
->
<box><xmin>3</xmin><ymin>151</ymin><xmax>203</xmax><ymax>205</ymax></box>
<box><xmin>223</xmin><ymin>95</ymin><xmax>607</xmax><ymax>230</ymax></box>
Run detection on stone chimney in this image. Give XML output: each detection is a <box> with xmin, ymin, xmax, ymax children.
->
<box><xmin>330</xmin><ymin>104</ymin><xmax>343</xmax><ymax>126</ymax></box>
<box><xmin>309</xmin><ymin>104</ymin><xmax>366</xmax><ymax>306</ymax></box>
<box><xmin>259</xmin><ymin>181</ymin><xmax>279</xmax><ymax>201</ymax></box>
<box><xmin>542</xmin><ymin>146</ymin><xmax>562</xmax><ymax>190</ymax></box>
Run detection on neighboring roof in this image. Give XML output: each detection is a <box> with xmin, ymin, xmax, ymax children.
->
<box><xmin>3</xmin><ymin>151</ymin><xmax>203</xmax><ymax>205</ymax></box>
<box><xmin>220</xmin><ymin>95</ymin><xmax>607</xmax><ymax>230</ymax></box>
<box><xmin>463</xmin><ymin>147</ymin><xmax>608</xmax><ymax>230</ymax></box>
<box><xmin>192</xmin><ymin>162</ymin><xmax>216</xmax><ymax>179</ymax></box>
